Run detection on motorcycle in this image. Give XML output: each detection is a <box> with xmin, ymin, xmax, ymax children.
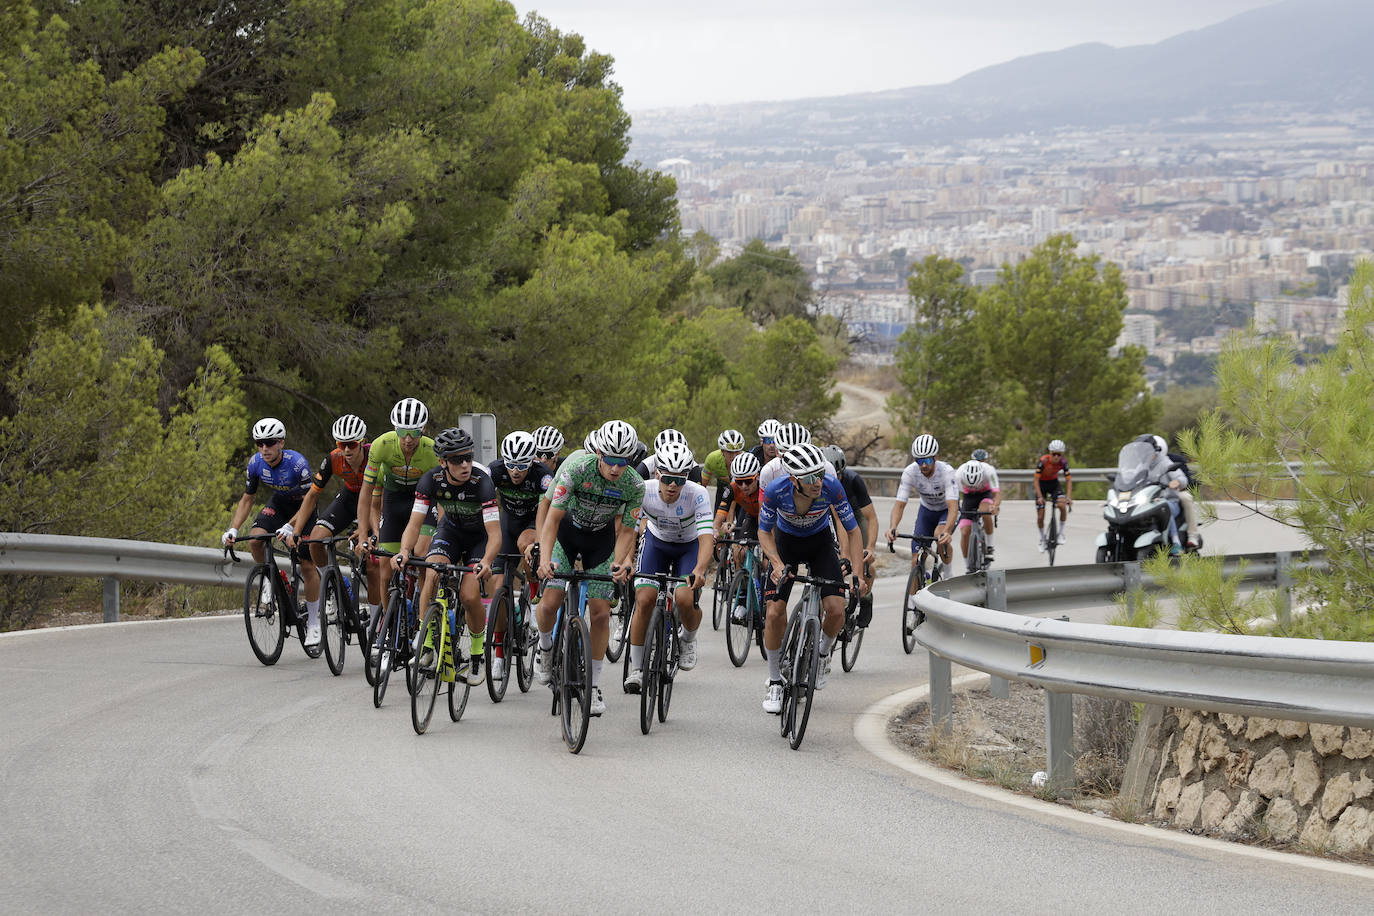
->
<box><xmin>1094</xmin><ymin>440</ymin><xmax>1202</xmax><ymax>562</ymax></box>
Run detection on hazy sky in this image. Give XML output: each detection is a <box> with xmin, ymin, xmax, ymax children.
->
<box><xmin>519</xmin><ymin>0</ymin><xmax>1277</xmax><ymax>109</ymax></box>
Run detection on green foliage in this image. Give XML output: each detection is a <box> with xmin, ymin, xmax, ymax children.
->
<box><xmin>1166</xmin><ymin>352</ymin><xmax>1219</xmax><ymax>389</ymax></box>
<box><xmin>707</xmin><ymin>240</ymin><xmax>814</xmax><ymax>324</ymax></box>
<box><xmin>1180</xmin><ymin>261</ymin><xmax>1374</xmax><ymax>639</ymax></box>
<box><xmin>888</xmin><ymin>255</ymin><xmax>1010</xmax><ymax>456</ymax></box>
<box><xmin>979</xmin><ymin>235</ymin><xmax>1159</xmax><ymax>465</ymax></box>
<box><xmin>1109</xmin><ymin>585</ymin><xmax>1161</xmax><ymax>629</ymax></box>
<box><xmin>1138</xmin><ymin>553</ymin><xmax>1285</xmax><ymax>636</ymax></box>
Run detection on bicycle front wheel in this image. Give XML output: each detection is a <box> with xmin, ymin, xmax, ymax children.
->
<box><xmin>639</xmin><ymin>605</ymin><xmax>661</xmax><ymax>735</ymax></box>
<box><xmin>516</xmin><ymin>588</ymin><xmax>537</xmax><ymax>693</ymax></box>
<box><xmin>411</xmin><ymin>605</ymin><xmax>443</xmax><ymax>734</ymax></box>
<box><xmin>710</xmin><ymin>555</ymin><xmax>729</xmax><ymax>630</ymax></box>
<box><xmin>606</xmin><ymin>588</ymin><xmax>630</xmax><ymax>664</ymax></box>
<box><xmin>448</xmin><ymin>623</ymin><xmax>471</xmax><ymax>722</ymax></box>
<box><xmin>560</xmin><ymin>615</ymin><xmax>592</xmax><ymax>753</ymax></box>
<box><xmin>321</xmin><ymin>570</ymin><xmax>347</xmax><ymax>676</ymax></box>
<box><xmin>658</xmin><ymin>617</ymin><xmax>678</xmax><ymax>724</ymax></box>
<box><xmin>902</xmin><ymin>563</ymin><xmax>925</xmax><ymax>655</ymax></box>
<box><xmin>789</xmin><ymin>618</ymin><xmax>819</xmax><ymax>750</ymax></box>
<box><xmin>840</xmin><ymin>614</ymin><xmax>864</xmax><ymax>672</ymax></box>
<box><xmin>243</xmin><ymin>565</ymin><xmax>286</xmax><ymax>666</ymax></box>
<box><xmin>372</xmin><ymin>591</ymin><xmax>403</xmax><ymax>708</ymax></box>
<box><xmin>1046</xmin><ymin>514</ymin><xmax>1059</xmax><ymax>567</ymax></box>
<box><xmin>779</xmin><ymin>610</ymin><xmax>801</xmax><ymax>739</ymax></box>
<box><xmin>486</xmin><ymin>587</ymin><xmax>511</xmax><ymax>704</ymax></box>
<box><xmin>724</xmin><ymin>568</ymin><xmax>753</xmax><ymax>667</ymax></box>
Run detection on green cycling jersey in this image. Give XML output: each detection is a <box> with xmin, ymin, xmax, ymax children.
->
<box><xmin>548</xmin><ymin>451</ymin><xmax>645</xmax><ymax>530</ymax></box>
<box><xmin>702</xmin><ymin>448</ymin><xmax>731</xmax><ymax>488</ymax></box>
<box><xmin>364</xmin><ymin>431</ymin><xmax>439</xmax><ymax>494</ymax></box>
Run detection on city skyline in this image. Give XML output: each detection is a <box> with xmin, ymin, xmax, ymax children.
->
<box><xmin>519</xmin><ymin>0</ymin><xmax>1276</xmax><ymax>108</ymax></box>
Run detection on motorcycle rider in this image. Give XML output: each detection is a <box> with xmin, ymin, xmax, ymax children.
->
<box><xmin>1139</xmin><ymin>434</ymin><xmax>1188</xmax><ymax>555</ymax></box>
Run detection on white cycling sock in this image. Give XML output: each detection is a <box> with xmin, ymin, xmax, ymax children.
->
<box><xmin>306</xmin><ymin>598</ymin><xmax>320</xmax><ymax>627</ymax></box>
<box><xmin>538</xmin><ymin>628</ymin><xmax>554</xmax><ymax>652</ymax></box>
<box><xmin>630</xmin><ymin>644</ymin><xmax>644</xmax><ymax>670</ymax></box>
<box><xmin>985</xmin><ymin>531</ymin><xmax>995</xmax><ymax>549</ymax></box>
<box><xmin>592</xmin><ymin>659</ymin><xmax>603</xmax><ymax>686</ymax></box>
<box><xmin>767</xmin><ymin>648</ymin><xmax>782</xmax><ymax>682</ymax></box>
<box><xmin>819</xmin><ymin>632</ymin><xmax>834</xmax><ymax>656</ymax></box>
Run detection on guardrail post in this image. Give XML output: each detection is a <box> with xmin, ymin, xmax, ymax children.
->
<box><xmin>985</xmin><ymin>569</ymin><xmax>1010</xmax><ymax>699</ymax></box>
<box><xmin>1045</xmin><ymin>690</ymin><xmax>1074</xmax><ymax>790</ymax></box>
<box><xmin>1275</xmin><ymin>551</ymin><xmax>1292</xmax><ymax>626</ymax></box>
<box><xmin>928</xmin><ymin>652</ymin><xmax>952</xmax><ymax>733</ymax></box>
<box><xmin>102</xmin><ymin>577</ymin><xmax>120</xmax><ymax>623</ymax></box>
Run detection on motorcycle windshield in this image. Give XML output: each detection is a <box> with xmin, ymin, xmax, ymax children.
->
<box><xmin>1114</xmin><ymin>442</ymin><xmax>1156</xmax><ymax>491</ymax></box>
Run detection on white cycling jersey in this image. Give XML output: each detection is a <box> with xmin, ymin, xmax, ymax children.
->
<box><xmin>955</xmin><ymin>460</ymin><xmax>1001</xmax><ymax>495</ymax></box>
<box><xmin>895</xmin><ymin>460</ymin><xmax>958</xmax><ymax>511</ymax></box>
<box><xmin>758</xmin><ymin>455</ymin><xmax>839</xmax><ymax>493</ymax></box>
<box><xmin>640</xmin><ymin>480</ymin><xmax>713</xmax><ymax>543</ymax></box>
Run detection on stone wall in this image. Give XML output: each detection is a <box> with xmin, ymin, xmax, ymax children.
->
<box><xmin>1122</xmin><ymin>706</ymin><xmax>1374</xmax><ymax>854</ymax></box>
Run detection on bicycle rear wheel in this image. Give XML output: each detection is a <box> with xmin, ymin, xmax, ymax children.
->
<box><xmin>789</xmin><ymin>618</ymin><xmax>819</xmax><ymax>750</ymax></box>
<box><xmin>779</xmin><ymin>611</ymin><xmax>801</xmax><ymax>738</ymax></box>
<box><xmin>515</xmin><ymin>588</ymin><xmax>536</xmax><ymax>693</ymax></box>
<box><xmin>243</xmin><ymin>565</ymin><xmax>286</xmax><ymax>666</ymax></box>
<box><xmin>560</xmin><ymin>614</ymin><xmax>592</xmax><ymax>753</ymax></box>
<box><xmin>321</xmin><ymin>570</ymin><xmax>347</xmax><ymax>676</ymax></box>
<box><xmin>710</xmin><ymin>554</ymin><xmax>729</xmax><ymax>630</ymax></box>
<box><xmin>724</xmin><ymin>568</ymin><xmax>754</xmax><ymax>667</ymax></box>
<box><xmin>1046</xmin><ymin>513</ymin><xmax>1058</xmax><ymax>567</ymax></box>
<box><xmin>363</xmin><ymin>598</ymin><xmax>383</xmax><ymax>686</ymax></box>
<box><xmin>902</xmin><ymin>563</ymin><xmax>925</xmax><ymax>655</ymax></box>
<box><xmin>639</xmin><ymin>605</ymin><xmax>661</xmax><ymax>734</ymax></box>
<box><xmin>372</xmin><ymin>596</ymin><xmax>401</xmax><ymax>708</ymax></box>
<box><xmin>411</xmin><ymin>605</ymin><xmax>443</xmax><ymax>734</ymax></box>
<box><xmin>658</xmin><ymin>617</ymin><xmax>678</xmax><ymax>724</ymax></box>
<box><xmin>486</xmin><ymin>587</ymin><xmax>511</xmax><ymax>703</ymax></box>
<box><xmin>448</xmin><ymin>622</ymin><xmax>471</xmax><ymax>722</ymax></box>
<box><xmin>606</xmin><ymin>583</ymin><xmax>631</xmax><ymax>664</ymax></box>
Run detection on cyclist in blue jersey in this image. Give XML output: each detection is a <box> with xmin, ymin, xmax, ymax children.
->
<box><xmin>221</xmin><ymin>417</ymin><xmax>321</xmax><ymax>644</ymax></box>
<box><xmin>757</xmin><ymin>443</ymin><xmax>866</xmax><ymax>714</ymax></box>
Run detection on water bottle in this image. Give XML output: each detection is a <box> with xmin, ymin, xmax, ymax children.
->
<box><xmin>343</xmin><ymin>575</ymin><xmax>355</xmax><ymax>603</ymax></box>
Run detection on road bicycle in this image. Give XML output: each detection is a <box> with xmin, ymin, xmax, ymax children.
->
<box><xmin>890</xmin><ymin>533</ymin><xmax>943</xmax><ymax>654</ymax></box>
<box><xmin>226</xmin><ymin>533</ymin><xmax>320</xmax><ymax>666</ymax></box>
<box><xmin>485</xmin><ymin>549</ymin><xmax>541</xmax><ymax>703</ymax></box>
<box><xmin>633</xmin><ymin>571</ymin><xmax>690</xmax><ymax>735</ymax></box>
<box><xmin>777</xmin><ymin>566</ymin><xmax>852</xmax><ymax>751</ymax></box>
<box><xmin>407</xmin><ymin>558</ymin><xmax>483</xmax><ymax>735</ymax></box>
<box><xmin>1042</xmin><ymin>500</ymin><xmax>1070</xmax><ymax>567</ymax></box>
<box><xmin>709</xmin><ymin>538</ymin><xmax>734</xmax><ymax>630</ymax></box>
<box><xmin>368</xmin><ymin>548</ymin><xmax>422</xmax><ymax>708</ymax></box>
<box><xmin>606</xmin><ymin>576</ymin><xmax>633</xmax><ymax>665</ymax></box>
<box><xmin>964</xmin><ymin>510</ymin><xmax>998</xmax><ymax>575</ymax></box>
<box><xmin>299</xmin><ymin>533</ymin><xmax>371</xmax><ymax>678</ymax></box>
<box><xmin>835</xmin><ymin>559</ymin><xmax>869</xmax><ymax>673</ymax></box>
<box><xmin>720</xmin><ymin>532</ymin><xmax>766</xmax><ymax>667</ymax></box>
<box><xmin>545</xmin><ymin>567</ymin><xmax>620</xmax><ymax>754</ymax></box>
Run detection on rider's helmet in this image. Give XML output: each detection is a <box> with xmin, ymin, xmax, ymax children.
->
<box><xmin>655</xmin><ymin>441</ymin><xmax>696</xmax><ymax>475</ymax></box>
<box><xmin>532</xmin><ymin>425</ymin><xmax>565</xmax><ymax>454</ymax></box>
<box><xmin>1048</xmin><ymin>439</ymin><xmax>1066</xmax><ymax>454</ymax></box>
<box><xmin>757</xmin><ymin>418</ymin><xmax>781</xmax><ymax>441</ymax></box>
<box><xmin>654</xmin><ymin>428</ymin><xmax>688</xmax><ymax>451</ymax></box>
<box><xmin>960</xmin><ymin>461</ymin><xmax>988</xmax><ymax>489</ymax></box>
<box><xmin>252</xmin><ymin>417</ymin><xmax>285</xmax><ymax>441</ymax></box>
<box><xmin>390</xmin><ymin>398</ymin><xmax>428</xmax><ymax>429</ymax></box>
<box><xmin>782</xmin><ymin>442</ymin><xmax>828</xmax><ymax>479</ymax></box>
<box><xmin>433</xmin><ymin>427</ymin><xmax>474</xmax><ymax>458</ymax></box>
<box><xmin>730</xmin><ymin>451</ymin><xmax>761</xmax><ymax>479</ymax></box>
<box><xmin>717</xmin><ymin>428</ymin><xmax>746</xmax><ymax>452</ymax></box>
<box><xmin>822</xmin><ymin>444</ymin><xmax>847</xmax><ymax>473</ymax></box>
<box><xmin>331</xmin><ymin>415</ymin><xmax>366</xmax><ymax>442</ymax></box>
<box><xmin>501</xmin><ymin>431</ymin><xmax>536</xmax><ymax>465</ymax></box>
<box><xmin>583</xmin><ymin>429</ymin><xmax>602</xmax><ymax>452</ymax></box>
<box><xmin>597</xmin><ymin>420</ymin><xmax>638</xmax><ymax>459</ymax></box>
<box><xmin>910</xmin><ymin>434</ymin><xmax>939</xmax><ymax>459</ymax></box>
<box><xmin>776</xmin><ymin>422</ymin><xmax>811</xmax><ymax>452</ymax></box>
<box><xmin>971</xmin><ymin>448</ymin><xmax>989</xmax><ymax>462</ymax></box>
<box><xmin>631</xmin><ymin>439</ymin><xmax>649</xmax><ymax>466</ymax></box>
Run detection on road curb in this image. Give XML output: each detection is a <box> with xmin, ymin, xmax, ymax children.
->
<box><xmin>855</xmin><ymin>677</ymin><xmax>1374</xmax><ymax>881</ymax></box>
<box><xmin>0</xmin><ymin>613</ymin><xmax>235</xmax><ymax>639</ymax></box>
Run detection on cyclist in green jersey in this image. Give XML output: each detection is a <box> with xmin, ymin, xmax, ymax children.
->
<box><xmin>355</xmin><ymin>398</ymin><xmax>439</xmax><ymax>629</ymax></box>
<box><xmin>702</xmin><ymin>428</ymin><xmax>745</xmax><ymax>498</ymax></box>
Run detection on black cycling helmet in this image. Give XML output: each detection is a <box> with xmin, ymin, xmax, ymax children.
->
<box><xmin>434</xmin><ymin>427</ymin><xmax>474</xmax><ymax>458</ymax></box>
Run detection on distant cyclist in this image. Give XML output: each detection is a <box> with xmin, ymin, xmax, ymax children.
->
<box><xmin>824</xmin><ymin>444</ymin><xmax>877</xmax><ymax>628</ymax></box>
<box><xmin>703</xmin><ymin>428</ymin><xmax>746</xmax><ymax>501</ymax></box>
<box><xmin>532</xmin><ymin>425</ymin><xmax>566</xmax><ymax>472</ymax></box>
<box><xmin>1034</xmin><ymin>439</ymin><xmax>1072</xmax><ymax>551</ymax></box>
<box><xmin>886</xmin><ymin>434</ymin><xmax>958</xmax><ymax>576</ymax></box>
<box><xmin>954</xmin><ymin>458</ymin><xmax>1001</xmax><ymax>568</ymax></box>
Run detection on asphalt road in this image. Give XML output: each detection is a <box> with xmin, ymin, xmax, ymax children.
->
<box><xmin>3</xmin><ymin>502</ymin><xmax>1366</xmax><ymax>914</ymax></box>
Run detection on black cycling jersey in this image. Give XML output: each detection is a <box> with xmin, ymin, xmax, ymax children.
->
<box><xmin>487</xmin><ymin>459</ymin><xmax>554</xmax><ymax>521</ymax></box>
<box><xmin>413</xmin><ymin>466</ymin><xmax>498</xmax><ymax>535</ymax></box>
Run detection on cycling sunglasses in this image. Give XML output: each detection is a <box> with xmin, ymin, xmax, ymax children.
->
<box><xmin>505</xmin><ymin>459</ymin><xmax>533</xmax><ymax>471</ymax></box>
<box><xmin>659</xmin><ymin>474</ymin><xmax>687</xmax><ymax>486</ymax></box>
<box><xmin>600</xmin><ymin>455</ymin><xmax>630</xmax><ymax>467</ymax></box>
<box><xmin>395</xmin><ymin>427</ymin><xmax>423</xmax><ymax>438</ymax></box>
<box><xmin>337</xmin><ymin>440</ymin><xmax>362</xmax><ymax>451</ymax></box>
<box><xmin>444</xmin><ymin>454</ymin><xmax>474</xmax><ymax>466</ymax></box>
<box><xmin>792</xmin><ymin>470</ymin><xmax>825</xmax><ymax>486</ymax></box>
<box><xmin>760</xmin><ymin>436</ymin><xmax>776</xmax><ymax>445</ymax></box>
<box><xmin>733</xmin><ymin>474</ymin><xmax>759</xmax><ymax>486</ymax></box>
<box><xmin>915</xmin><ymin>457</ymin><xmax>935</xmax><ymax>466</ymax></box>
<box><xmin>255</xmin><ymin>438</ymin><xmax>282</xmax><ymax>448</ymax></box>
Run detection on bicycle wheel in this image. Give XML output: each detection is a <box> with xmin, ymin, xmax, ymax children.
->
<box><xmin>320</xmin><ymin>570</ymin><xmax>347</xmax><ymax>676</ymax></box>
<box><xmin>516</xmin><ymin>588</ymin><xmax>537</xmax><ymax>693</ymax></box>
<box><xmin>789</xmin><ymin>618</ymin><xmax>820</xmax><ymax>750</ymax></box>
<box><xmin>1046</xmin><ymin>513</ymin><xmax>1058</xmax><ymax>567</ymax></box>
<box><xmin>724</xmin><ymin>568</ymin><xmax>753</xmax><ymax>667</ymax></box>
<box><xmin>448</xmin><ymin>619</ymin><xmax>471</xmax><ymax>722</ymax></box>
<box><xmin>840</xmin><ymin>612</ymin><xmax>864</xmax><ymax>672</ymax></box>
<box><xmin>372</xmin><ymin>596</ymin><xmax>400</xmax><ymax>708</ymax></box>
<box><xmin>779</xmin><ymin>610</ymin><xmax>801</xmax><ymax>738</ymax></box>
<box><xmin>639</xmin><ymin>605</ymin><xmax>661</xmax><ymax>735</ymax></box>
<box><xmin>363</xmin><ymin>595</ymin><xmax>385</xmax><ymax>687</ymax></box>
<box><xmin>411</xmin><ymin>605</ymin><xmax>443</xmax><ymax>734</ymax></box>
<box><xmin>403</xmin><ymin>599</ymin><xmax>420</xmax><ymax>697</ymax></box>
<box><xmin>710</xmin><ymin>554</ymin><xmax>729</xmax><ymax>630</ymax></box>
<box><xmin>902</xmin><ymin>563</ymin><xmax>926</xmax><ymax>655</ymax></box>
<box><xmin>243</xmin><ymin>565</ymin><xmax>286</xmax><ymax>666</ymax></box>
<box><xmin>560</xmin><ymin>615</ymin><xmax>592</xmax><ymax>754</ymax></box>
<box><xmin>658</xmin><ymin>616</ymin><xmax>678</xmax><ymax>724</ymax></box>
<box><xmin>606</xmin><ymin>583</ymin><xmax>631</xmax><ymax>664</ymax></box>
<box><xmin>486</xmin><ymin>587</ymin><xmax>511</xmax><ymax>703</ymax></box>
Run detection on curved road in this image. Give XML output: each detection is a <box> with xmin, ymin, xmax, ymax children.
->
<box><xmin>3</xmin><ymin>504</ymin><xmax>1368</xmax><ymax>913</ymax></box>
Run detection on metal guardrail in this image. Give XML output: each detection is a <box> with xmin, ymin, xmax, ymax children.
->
<box><xmin>911</xmin><ymin>550</ymin><xmax>1366</xmax><ymax>788</ymax></box>
<box><xmin>0</xmin><ymin>533</ymin><xmax>252</xmax><ymax>623</ymax></box>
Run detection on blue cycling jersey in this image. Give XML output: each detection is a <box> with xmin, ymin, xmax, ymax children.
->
<box><xmin>759</xmin><ymin>474</ymin><xmax>857</xmax><ymax>537</ymax></box>
<box><xmin>244</xmin><ymin>450</ymin><xmax>313</xmax><ymax>499</ymax></box>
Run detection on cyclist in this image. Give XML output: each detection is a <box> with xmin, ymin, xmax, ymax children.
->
<box><xmin>757</xmin><ymin>443</ymin><xmax>866</xmax><ymax>714</ymax></box>
<box><xmin>759</xmin><ymin>422</ymin><xmax>838</xmax><ymax>491</ymax></box>
<box><xmin>715</xmin><ymin>452</ymin><xmax>764</xmax><ymax>624</ymax></box>
<box><xmin>487</xmin><ymin>430</ymin><xmax>555</xmax><ymax>680</ymax></box>
<box><xmin>393</xmin><ymin>428</ymin><xmax>499</xmax><ymax>686</ymax></box>
<box><xmin>1034</xmin><ymin>438</ymin><xmax>1073</xmax><ymax>552</ymax></box>
<box><xmin>624</xmin><ymin>441</ymin><xmax>714</xmax><ymax>693</ymax></box>
<box><xmin>222</xmin><ymin>418</ymin><xmax>320</xmax><ymax>643</ymax></box>
<box><xmin>703</xmin><ymin>428</ymin><xmax>746</xmax><ymax>498</ymax></box>
<box><xmin>750</xmin><ymin>419</ymin><xmax>781</xmax><ymax>466</ymax></box>
<box><xmin>636</xmin><ymin>428</ymin><xmax>703</xmax><ymax>484</ymax></box>
<box><xmin>534</xmin><ymin>419</ymin><xmax>646</xmax><ymax>717</ymax></box>
<box><xmin>280</xmin><ymin>414</ymin><xmax>370</xmax><ymax>628</ymax></box>
<box><xmin>824</xmin><ymin>444</ymin><xmax>878</xmax><ymax>628</ymax></box>
<box><xmin>954</xmin><ymin>458</ymin><xmax>1001</xmax><ymax>568</ymax></box>
<box><xmin>886</xmin><ymin>434</ymin><xmax>958</xmax><ymax>577</ymax></box>
<box><xmin>355</xmin><ymin>398</ymin><xmax>438</xmax><ymax>632</ymax></box>
<box><xmin>532</xmin><ymin>425</ymin><xmax>566</xmax><ymax>472</ymax></box>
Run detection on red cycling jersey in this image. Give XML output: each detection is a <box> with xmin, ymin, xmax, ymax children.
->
<box><xmin>1035</xmin><ymin>453</ymin><xmax>1070</xmax><ymax>483</ymax></box>
<box><xmin>311</xmin><ymin>444</ymin><xmax>371</xmax><ymax>494</ymax></box>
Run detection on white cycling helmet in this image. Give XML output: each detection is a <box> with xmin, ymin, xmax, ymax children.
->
<box><xmin>252</xmin><ymin>417</ymin><xmax>285</xmax><ymax>441</ymax></box>
<box><xmin>331</xmin><ymin>414</ymin><xmax>366</xmax><ymax>442</ymax></box>
<box><xmin>730</xmin><ymin>452</ymin><xmax>761</xmax><ymax>479</ymax></box>
<box><xmin>598</xmin><ymin>420</ymin><xmax>638</xmax><ymax>459</ymax></box>
<box><xmin>532</xmin><ymin>425</ymin><xmax>565</xmax><ymax>454</ymax></box>
<box><xmin>782</xmin><ymin>442</ymin><xmax>827</xmax><ymax>478</ymax></box>
<box><xmin>501</xmin><ymin>431</ymin><xmax>537</xmax><ymax>465</ymax></box>
<box><xmin>1153</xmin><ymin>435</ymin><xmax>1168</xmax><ymax>454</ymax></box>
<box><xmin>910</xmin><ymin>434</ymin><xmax>939</xmax><ymax>459</ymax></box>
<box><xmin>390</xmin><ymin>397</ymin><xmax>428</xmax><ymax>429</ymax></box>
<box><xmin>960</xmin><ymin>461</ymin><xmax>987</xmax><ymax>489</ymax></box>
<box><xmin>583</xmin><ymin>429</ymin><xmax>601</xmax><ymax>453</ymax></box>
<box><xmin>1048</xmin><ymin>439</ymin><xmax>1066</xmax><ymax>453</ymax></box>
<box><xmin>776</xmin><ymin>422</ymin><xmax>811</xmax><ymax>451</ymax></box>
<box><xmin>757</xmin><ymin>418</ymin><xmax>781</xmax><ymax>440</ymax></box>
<box><xmin>717</xmin><ymin>428</ymin><xmax>746</xmax><ymax>451</ymax></box>
<box><xmin>653</xmin><ymin>428</ymin><xmax>688</xmax><ymax>451</ymax></box>
<box><xmin>655</xmin><ymin>441</ymin><xmax>695</xmax><ymax>475</ymax></box>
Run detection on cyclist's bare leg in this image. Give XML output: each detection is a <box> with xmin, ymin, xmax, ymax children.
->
<box><xmin>459</xmin><ymin>572</ymin><xmax>484</xmax><ymax>635</ymax></box>
<box><xmin>675</xmin><ymin>583</ymin><xmax>701</xmax><ymax>632</ymax></box>
<box><xmin>248</xmin><ymin>526</ymin><xmax>270</xmax><ymax>565</ymax></box>
<box><xmin>587</xmin><ymin>597</ymin><xmax>610</xmax><ymax>662</ymax></box>
<box><xmin>821</xmin><ymin>594</ymin><xmax>845</xmax><ymax>639</ymax></box>
<box><xmin>763</xmin><ymin>598</ymin><xmax>787</xmax><ymax>652</ymax></box>
<box><xmin>629</xmin><ymin>585</ymin><xmax>656</xmax><ymax>646</ymax></box>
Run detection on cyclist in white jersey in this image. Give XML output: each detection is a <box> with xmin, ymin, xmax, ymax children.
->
<box><xmin>886</xmin><ymin>434</ymin><xmax>959</xmax><ymax>574</ymax></box>
<box><xmin>954</xmin><ymin>458</ymin><xmax>1001</xmax><ymax>564</ymax></box>
<box><xmin>624</xmin><ymin>442</ymin><xmax>714</xmax><ymax>693</ymax></box>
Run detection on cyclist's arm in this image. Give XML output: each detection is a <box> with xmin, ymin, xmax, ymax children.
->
<box><xmin>536</xmin><ymin>504</ymin><xmax>565</xmax><ymax>579</ymax></box>
<box><xmin>394</xmin><ymin>500</ymin><xmax>427</xmax><ymax>566</ymax></box>
<box><xmin>354</xmin><ymin>479</ymin><xmax>377</xmax><ymax>542</ymax></box>
<box><xmin>612</xmin><ymin>524</ymin><xmax>637</xmax><ymax>577</ymax></box>
<box><xmin>758</xmin><ymin>526</ymin><xmax>783</xmax><ymax>577</ymax></box>
<box><xmin>1064</xmin><ymin>467</ymin><xmax>1073</xmax><ymax>503</ymax></box>
<box><xmin>288</xmin><ymin>486</ymin><xmax>324</xmax><ymax>533</ymax></box>
<box><xmin>886</xmin><ymin>498</ymin><xmax>906</xmax><ymax>542</ymax></box>
<box><xmin>691</xmin><ymin>530</ymin><xmax>713</xmax><ymax>587</ymax></box>
<box><xmin>227</xmin><ymin>491</ymin><xmax>256</xmax><ymax>534</ymax></box>
<box><xmin>939</xmin><ymin>497</ymin><xmax>958</xmax><ymax>542</ymax></box>
<box><xmin>859</xmin><ymin>502</ymin><xmax>879</xmax><ymax>560</ymax></box>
